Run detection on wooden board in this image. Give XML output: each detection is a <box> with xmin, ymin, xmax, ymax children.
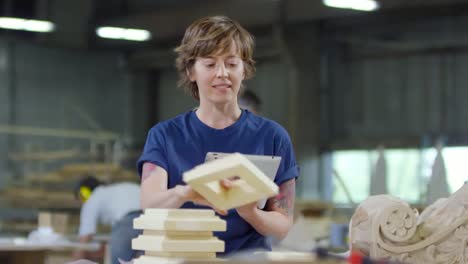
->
<box><xmin>146</xmin><ymin>251</ymin><xmax>216</xmax><ymax>259</ymax></box>
<box><xmin>143</xmin><ymin>230</ymin><xmax>213</xmax><ymax>239</ymax></box>
<box><xmin>132</xmin><ymin>235</ymin><xmax>224</xmax><ymax>252</ymax></box>
<box><xmin>38</xmin><ymin>212</ymin><xmax>69</xmax><ymax>234</ymax></box>
<box><xmin>143</xmin><ymin>208</ymin><xmax>215</xmax><ymax>218</ymax></box>
<box><xmin>1</xmin><ymin>188</ymin><xmax>80</xmax><ymax>209</ymax></box>
<box><xmin>133</xmin><ymin>255</ymin><xmax>188</xmax><ymax>264</ymax></box>
<box><xmin>133</xmin><ymin>209</ymin><xmax>226</xmax><ymax>232</ymax></box>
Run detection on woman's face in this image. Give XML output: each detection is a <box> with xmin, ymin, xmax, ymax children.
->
<box><xmin>189</xmin><ymin>47</ymin><xmax>245</xmax><ymax>105</ymax></box>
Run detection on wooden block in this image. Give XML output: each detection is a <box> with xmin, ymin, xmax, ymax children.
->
<box><xmin>133</xmin><ymin>255</ymin><xmax>182</xmax><ymax>264</ymax></box>
<box><xmin>146</xmin><ymin>251</ymin><xmax>216</xmax><ymax>259</ymax></box>
<box><xmin>143</xmin><ymin>208</ymin><xmax>215</xmax><ymax>218</ymax></box>
<box><xmin>183</xmin><ymin>153</ymin><xmax>279</xmax><ymax>210</ymax></box>
<box><xmin>134</xmin><ymin>209</ymin><xmax>226</xmax><ymax>231</ymax></box>
<box><xmin>143</xmin><ymin>230</ymin><xmax>213</xmax><ymax>239</ymax></box>
<box><xmin>132</xmin><ymin>235</ymin><xmax>224</xmax><ymax>252</ymax></box>
<box><xmin>133</xmin><ymin>255</ymin><xmax>224</xmax><ymax>264</ymax></box>
<box><xmin>261</xmin><ymin>251</ymin><xmax>316</xmax><ymax>261</ymax></box>
<box><xmin>134</xmin><ymin>255</ymin><xmax>223</xmax><ymax>264</ymax></box>
<box><xmin>133</xmin><ymin>216</ymin><xmax>226</xmax><ymax>232</ymax></box>
<box><xmin>38</xmin><ymin>212</ymin><xmax>69</xmax><ymax>234</ymax></box>
<box><xmin>38</xmin><ymin>212</ymin><xmax>52</xmax><ymax>228</ymax></box>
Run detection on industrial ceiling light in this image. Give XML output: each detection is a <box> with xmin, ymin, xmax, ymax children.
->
<box><xmin>96</xmin><ymin>26</ymin><xmax>151</xmax><ymax>42</ymax></box>
<box><xmin>323</xmin><ymin>0</ymin><xmax>379</xmax><ymax>11</ymax></box>
<box><xmin>0</xmin><ymin>17</ymin><xmax>55</xmax><ymax>32</ymax></box>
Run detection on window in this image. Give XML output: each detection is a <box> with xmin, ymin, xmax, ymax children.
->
<box><xmin>332</xmin><ymin>146</ymin><xmax>467</xmax><ymax>205</ymax></box>
<box><xmin>332</xmin><ymin>150</ymin><xmax>372</xmax><ymax>204</ymax></box>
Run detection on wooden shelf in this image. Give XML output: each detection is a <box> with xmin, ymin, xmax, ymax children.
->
<box><xmin>1</xmin><ymin>188</ymin><xmax>80</xmax><ymax>210</ymax></box>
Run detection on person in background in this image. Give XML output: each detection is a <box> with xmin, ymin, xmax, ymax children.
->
<box><xmin>239</xmin><ymin>89</ymin><xmax>262</xmax><ymax>114</ymax></box>
<box><xmin>137</xmin><ymin>15</ymin><xmax>299</xmax><ymax>256</ymax></box>
<box><xmin>73</xmin><ymin>176</ymin><xmax>141</xmax><ymax>264</ymax></box>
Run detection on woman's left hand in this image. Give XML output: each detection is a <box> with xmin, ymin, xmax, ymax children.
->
<box><xmin>220</xmin><ymin>178</ymin><xmax>258</xmax><ymax>218</ymax></box>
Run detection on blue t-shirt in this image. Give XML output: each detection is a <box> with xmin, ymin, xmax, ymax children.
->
<box><xmin>137</xmin><ymin>109</ymin><xmax>299</xmax><ymax>255</ymax></box>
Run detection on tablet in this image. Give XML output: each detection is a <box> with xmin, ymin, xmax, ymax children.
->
<box><xmin>205</xmin><ymin>152</ymin><xmax>281</xmax><ymax>209</ymax></box>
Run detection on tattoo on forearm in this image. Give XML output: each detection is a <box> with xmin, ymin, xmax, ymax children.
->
<box><xmin>272</xmin><ymin>180</ymin><xmax>295</xmax><ymax>216</ymax></box>
<box><xmin>142</xmin><ymin>162</ymin><xmax>157</xmax><ymax>182</ymax></box>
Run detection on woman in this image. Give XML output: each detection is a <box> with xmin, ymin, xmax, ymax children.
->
<box><xmin>137</xmin><ymin>15</ymin><xmax>299</xmax><ymax>255</ymax></box>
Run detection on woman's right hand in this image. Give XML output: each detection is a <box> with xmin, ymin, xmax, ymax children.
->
<box><xmin>176</xmin><ymin>185</ymin><xmax>227</xmax><ymax>215</ymax></box>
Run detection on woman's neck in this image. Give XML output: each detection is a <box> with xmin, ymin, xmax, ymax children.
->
<box><xmin>196</xmin><ymin>102</ymin><xmax>242</xmax><ymax>129</ymax></box>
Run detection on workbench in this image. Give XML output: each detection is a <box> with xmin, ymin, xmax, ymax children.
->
<box><xmin>0</xmin><ymin>238</ymin><xmax>100</xmax><ymax>264</ymax></box>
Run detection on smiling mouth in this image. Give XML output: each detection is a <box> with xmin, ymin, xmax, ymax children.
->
<box><xmin>212</xmin><ymin>84</ymin><xmax>231</xmax><ymax>89</ymax></box>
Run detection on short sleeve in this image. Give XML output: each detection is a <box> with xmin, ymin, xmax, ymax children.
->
<box><xmin>136</xmin><ymin>126</ymin><xmax>169</xmax><ymax>177</ymax></box>
<box><xmin>274</xmin><ymin>132</ymin><xmax>300</xmax><ymax>186</ymax></box>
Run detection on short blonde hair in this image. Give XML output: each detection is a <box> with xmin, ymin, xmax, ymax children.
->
<box><xmin>174</xmin><ymin>16</ymin><xmax>256</xmax><ymax>100</ymax></box>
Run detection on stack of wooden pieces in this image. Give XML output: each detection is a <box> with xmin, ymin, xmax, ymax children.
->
<box><xmin>132</xmin><ymin>208</ymin><xmax>226</xmax><ymax>264</ymax></box>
